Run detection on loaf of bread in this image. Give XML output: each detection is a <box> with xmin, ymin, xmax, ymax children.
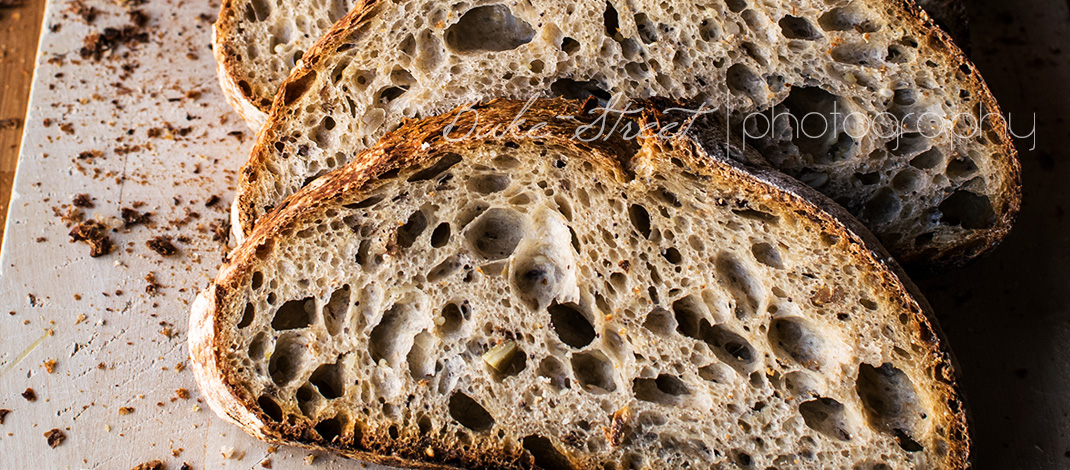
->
<box><xmin>191</xmin><ymin>100</ymin><xmax>969</xmax><ymax>469</ymax></box>
<box><xmin>228</xmin><ymin>0</ymin><xmax>1019</xmax><ymax>269</ymax></box>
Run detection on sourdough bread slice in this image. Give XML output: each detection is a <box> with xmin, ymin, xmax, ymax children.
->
<box><xmin>192</xmin><ymin>100</ymin><xmax>969</xmax><ymax>469</ymax></box>
<box><xmin>231</xmin><ymin>0</ymin><xmax>1019</xmax><ymax>269</ymax></box>
<box><xmin>213</xmin><ymin>0</ymin><xmax>970</xmax><ymax>129</ymax></box>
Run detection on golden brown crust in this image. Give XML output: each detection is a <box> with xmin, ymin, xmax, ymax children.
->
<box><xmin>196</xmin><ymin>99</ymin><xmax>970</xmax><ymax>469</ymax></box>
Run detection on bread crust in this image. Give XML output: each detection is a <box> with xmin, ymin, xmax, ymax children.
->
<box><xmin>194</xmin><ymin>99</ymin><xmax>970</xmax><ymax>469</ymax></box>
<box><xmin>212</xmin><ymin>2</ymin><xmax>270</xmax><ymax>130</ymax></box>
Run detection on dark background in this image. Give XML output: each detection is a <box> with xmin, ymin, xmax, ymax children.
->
<box><xmin>919</xmin><ymin>0</ymin><xmax>1070</xmax><ymax>468</ymax></box>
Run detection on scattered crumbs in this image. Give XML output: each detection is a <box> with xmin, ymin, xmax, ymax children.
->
<box><xmin>128</xmin><ymin>8</ymin><xmax>148</xmax><ymax>27</ymax></box>
<box><xmin>97</xmin><ymin>362</ymin><xmax>107</xmax><ymax>370</ymax></box>
<box><xmin>266</xmin><ymin>445</ymin><xmax>278</xmax><ymax>454</ymax></box>
<box><xmin>304</xmin><ymin>454</ymin><xmax>316</xmax><ymax>465</ymax></box>
<box><xmin>75</xmin><ymin>313</ymin><xmax>87</xmax><ymax>325</ymax></box>
<box><xmin>180</xmin><ymin>463</ymin><xmax>192</xmax><ymax>470</ymax></box>
<box><xmin>44</xmin><ymin>428</ymin><xmax>66</xmax><ymax>448</ymax></box>
<box><xmin>43</xmin><ymin>359</ymin><xmax>57</xmax><ymax>374</ymax></box>
<box><xmin>22</xmin><ymin>388</ymin><xmax>36</xmax><ymax>401</ymax></box>
<box><xmin>59</xmin><ymin>122</ymin><xmax>75</xmax><ymax>135</ymax></box>
<box><xmin>129</xmin><ymin>460</ymin><xmax>165</xmax><ymax>470</ymax></box>
<box><xmin>28</xmin><ymin>293</ymin><xmax>38</xmax><ymax>307</ymax></box>
<box><xmin>77</xmin><ymin>149</ymin><xmax>103</xmax><ymax>160</ymax></box>
<box><xmin>260</xmin><ymin>458</ymin><xmax>273</xmax><ymax>468</ymax></box>
<box><xmin>35</xmin><ymin>237</ymin><xmax>48</xmax><ymax>243</ymax></box>
<box><xmin>73</xmin><ymin>293</ymin><xmax>82</xmax><ymax>301</ymax></box>
<box><xmin>186</xmin><ymin>90</ymin><xmax>202</xmax><ymax>100</ymax></box>
<box><xmin>220</xmin><ymin>446</ymin><xmax>245</xmax><ymax>460</ymax></box>
<box><xmin>146</xmin><ymin>236</ymin><xmax>177</xmax><ymax>256</ymax></box>
<box><xmin>204</xmin><ymin>195</ymin><xmax>220</xmax><ymax>207</ymax></box>
<box><xmin>159</xmin><ymin>321</ymin><xmax>175</xmax><ymax>338</ymax></box>
<box><xmin>175</xmin><ymin>362</ymin><xmax>185</xmax><ymax>372</ymax></box>
<box><xmin>0</xmin><ymin>118</ymin><xmax>21</xmax><ymax>130</ymax></box>
<box><xmin>121</xmin><ymin>207</ymin><xmax>153</xmax><ymax>227</ymax></box>
<box><xmin>79</xmin><ymin>24</ymin><xmax>150</xmax><ymax>61</ymax></box>
<box><xmin>210</xmin><ymin>218</ymin><xmax>230</xmax><ymax>244</ymax></box>
<box><xmin>66</xmin><ymin>0</ymin><xmax>99</xmax><ymax>23</ymax></box>
<box><xmin>171</xmin><ymin>447</ymin><xmax>184</xmax><ymax>457</ymax></box>
<box><xmin>69</xmin><ymin>220</ymin><xmax>114</xmax><ymax>257</ymax></box>
<box><xmin>175</xmin><ymin>388</ymin><xmax>190</xmax><ymax>400</ymax></box>
<box><xmin>0</xmin><ymin>409</ymin><xmax>10</xmax><ymax>424</ymax></box>
<box><xmin>118</xmin><ymin>406</ymin><xmax>134</xmax><ymax>415</ymax></box>
<box><xmin>145</xmin><ymin>272</ymin><xmax>161</xmax><ymax>295</ymax></box>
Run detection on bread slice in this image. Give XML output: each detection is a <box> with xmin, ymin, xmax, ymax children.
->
<box><xmin>213</xmin><ymin>0</ymin><xmax>970</xmax><ymax>130</ymax></box>
<box><xmin>192</xmin><ymin>99</ymin><xmax>969</xmax><ymax>469</ymax></box>
<box><xmin>229</xmin><ymin>0</ymin><xmax>1019</xmax><ymax>270</ymax></box>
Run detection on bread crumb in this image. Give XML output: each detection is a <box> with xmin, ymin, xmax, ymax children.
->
<box><xmin>71</xmin><ymin>193</ymin><xmax>95</xmax><ymax>208</ymax></box>
<box><xmin>146</xmin><ymin>236</ymin><xmax>177</xmax><ymax>256</ymax></box>
<box><xmin>220</xmin><ymin>446</ymin><xmax>244</xmax><ymax>460</ymax></box>
<box><xmin>260</xmin><ymin>458</ymin><xmax>273</xmax><ymax>468</ymax></box>
<box><xmin>180</xmin><ymin>463</ymin><xmax>192</xmax><ymax>470</ymax></box>
<box><xmin>266</xmin><ymin>445</ymin><xmax>278</xmax><ymax>454</ymax></box>
<box><xmin>175</xmin><ymin>388</ymin><xmax>190</xmax><ymax>399</ymax></box>
<box><xmin>121</xmin><ymin>208</ymin><xmax>153</xmax><ymax>227</ymax></box>
<box><xmin>304</xmin><ymin>454</ymin><xmax>316</xmax><ymax>465</ymax></box>
<box><xmin>0</xmin><ymin>409</ymin><xmax>10</xmax><ymax>424</ymax></box>
<box><xmin>119</xmin><ymin>406</ymin><xmax>134</xmax><ymax>415</ymax></box>
<box><xmin>175</xmin><ymin>362</ymin><xmax>186</xmax><ymax>372</ymax></box>
<box><xmin>43</xmin><ymin>359</ymin><xmax>57</xmax><ymax>373</ymax></box>
<box><xmin>21</xmin><ymin>388</ymin><xmax>36</xmax><ymax>401</ymax></box>
<box><xmin>44</xmin><ymin>428</ymin><xmax>65</xmax><ymax>448</ymax></box>
<box><xmin>75</xmin><ymin>313</ymin><xmax>87</xmax><ymax>324</ymax></box>
<box><xmin>129</xmin><ymin>460</ymin><xmax>164</xmax><ymax>470</ymax></box>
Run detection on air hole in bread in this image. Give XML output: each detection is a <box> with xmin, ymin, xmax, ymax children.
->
<box><xmin>799</xmin><ymin>397</ymin><xmax>852</xmax><ymax>441</ymax></box>
<box><xmin>282</xmin><ymin>70</ymin><xmax>316</xmax><ymax>106</ymax></box>
<box><xmin>725</xmin><ymin>64</ymin><xmax>765</xmax><ymax>103</ymax></box>
<box><xmin>779</xmin><ymin>15</ymin><xmax>822</xmax><ymax>40</ymax></box>
<box><xmin>891</xmin><ymin>168</ymin><xmax>923</xmax><ymax>193</ymax></box>
<box><xmin>862</xmin><ymin>188</ymin><xmax>902</xmax><ymax>226</ymax></box>
<box><xmin>782</xmin><ymin>87</ymin><xmax>859</xmax><ymax>163</ymax></box>
<box><xmin>856</xmin><ymin>363</ymin><xmax>926</xmax><ymax>443</ymax></box>
<box><xmin>247</xmin><ymin>0</ymin><xmax>271</xmax><ymax>22</ymax></box>
<box><xmin>309</xmin><ymin>359</ymin><xmax>345</xmax><ymax>399</ymax></box>
<box><xmin>513</xmin><ymin>256</ymin><xmax>568</xmax><ymax>310</ymax></box>
<box><xmin>468</xmin><ymin>173</ymin><xmax>511</xmax><ymax>194</ymax></box>
<box><xmin>397</xmin><ymin>210</ymin><xmax>429</xmax><ymax>248</ymax></box>
<box><xmin>323</xmin><ymin>285</ymin><xmax>350</xmax><ymax>336</ymax></box>
<box><xmin>698</xmin><ymin>362</ymin><xmax>733</xmax><ymax>383</ymax></box>
<box><xmin>939</xmin><ymin>191</ymin><xmax>996</xmax><ymax>230</ymax></box>
<box><xmin>436</xmin><ymin>302</ymin><xmax>468</xmax><ymax>337</ymax></box>
<box><xmin>238</xmin><ymin>303</ymin><xmax>256</xmax><ymax>329</ymax></box>
<box><xmin>818</xmin><ymin>6</ymin><xmax>881</xmax><ymax>33</ymax></box>
<box><xmin>672</xmin><ymin>295</ymin><xmax>709</xmax><ymax>339</ymax></box>
<box><xmin>549</xmin><ymin>303</ymin><xmax>596</xmax><ymax>348</ymax></box>
<box><xmin>537</xmin><ymin>356</ymin><xmax>569</xmax><ymax>389</ymax></box>
<box><xmin>408</xmin><ymin>331</ymin><xmax>436</xmax><ymax>379</ymax></box>
<box><xmin>430</xmin><ymin>223</ymin><xmax>451</xmax><ymax>248</ymax></box>
<box><xmin>716</xmin><ymin>254</ymin><xmax>761</xmax><ymax>319</ymax></box>
<box><xmin>603</xmin><ymin>1</ymin><xmax>621</xmax><ymax>39</ymax></box>
<box><xmin>627</xmin><ymin>204</ymin><xmax>652</xmax><ymax>239</ymax></box>
<box><xmin>251</xmin><ymin>271</ymin><xmax>264</xmax><ymax>290</ymax></box>
<box><xmin>522</xmin><ymin>435</ymin><xmax>571</xmax><ymax>468</ymax></box>
<box><xmin>725</xmin><ymin>0</ymin><xmax>747</xmax><ymax>13</ymax></box>
<box><xmin>894</xmin><ymin>429</ymin><xmax>924</xmax><ymax>453</ymax></box>
<box><xmin>571</xmin><ymin>350</ymin><xmax>617</xmax><ymax>392</ymax></box>
<box><xmin>376</xmin><ymin>86</ymin><xmax>408</xmax><ymax>106</ymax></box>
<box><xmin>560</xmin><ymin>36</ymin><xmax>580</xmax><ymax>54</ymax></box>
<box><xmin>946</xmin><ymin>157</ymin><xmax>979</xmax><ymax>182</ymax></box>
<box><xmin>429</xmin><ymin>257</ymin><xmax>462</xmax><ymax>283</ymax></box>
<box><xmin>698</xmin><ymin>19</ymin><xmax>721</xmax><ymax>42</ymax></box>
<box><xmin>448</xmin><ymin>392</ymin><xmax>495</xmax><ymax>432</ymax></box>
<box><xmin>769</xmin><ymin>317</ymin><xmax>827</xmax><ymax>370</ymax></box>
<box><xmin>550</xmin><ymin>78</ymin><xmax>612</xmax><ymax>103</ymax></box>
<box><xmin>661</xmin><ymin>247</ymin><xmax>682</xmax><ymax>265</ymax></box>
<box><xmin>344</xmin><ymin>195</ymin><xmax>383</xmax><ymax>210</ymax></box>
<box><xmin>830</xmin><ymin>43</ymin><xmax>882</xmax><ymax>67</ymax></box>
<box><xmin>268</xmin><ymin>334</ymin><xmax>307</xmax><ymax>385</ymax></box>
<box><xmin>315</xmin><ymin>416</ymin><xmax>344</xmax><ymax>443</ymax></box>
<box><xmin>467</xmin><ymin>208</ymin><xmax>524</xmax><ymax>260</ymax></box>
<box><xmin>634</xmin><ymin>374</ymin><xmax>690</xmax><ymax>405</ymax></box>
<box><xmin>258</xmin><ymin>395</ymin><xmax>283</xmax><ymax>422</ymax></box>
<box><xmin>408</xmin><ymin>153</ymin><xmax>462</xmax><ymax>182</ymax></box>
<box><xmin>248</xmin><ymin>332</ymin><xmax>269</xmax><ymax>360</ymax></box>
<box><xmin>296</xmin><ymin>385</ymin><xmax>317</xmax><ymax>415</ymax></box>
<box><xmin>750</xmin><ymin>242</ymin><xmax>784</xmax><ymax>269</ymax></box>
<box><xmin>444</xmin><ymin>5</ymin><xmax>535</xmax><ymax>53</ymax></box>
<box><xmin>703</xmin><ymin>324</ymin><xmax>757</xmax><ymax>372</ymax></box>
<box><xmin>369</xmin><ymin>302</ymin><xmax>416</xmax><ymax>366</ymax></box>
<box><xmin>642</xmin><ymin>307</ymin><xmax>676</xmax><ymax>336</ymax></box>
<box><xmin>272</xmin><ymin>297</ymin><xmax>315</xmax><ymax>330</ymax></box>
<box><xmin>890</xmin><ymin>133</ymin><xmax>930</xmax><ymax>157</ymax></box>
<box><xmin>634</xmin><ymin>13</ymin><xmax>658</xmax><ymax>43</ymax></box>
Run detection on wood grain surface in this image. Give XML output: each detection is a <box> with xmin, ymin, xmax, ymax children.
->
<box><xmin>0</xmin><ymin>0</ymin><xmax>46</xmax><ymax>251</ymax></box>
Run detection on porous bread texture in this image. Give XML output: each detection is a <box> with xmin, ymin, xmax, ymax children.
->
<box><xmin>232</xmin><ymin>0</ymin><xmax>1020</xmax><ymax>269</ymax></box>
<box><xmin>213</xmin><ymin>0</ymin><xmax>969</xmax><ymax>129</ymax></box>
<box><xmin>194</xmin><ymin>100</ymin><xmax>969</xmax><ymax>469</ymax></box>
<box><xmin>213</xmin><ymin>0</ymin><xmax>361</xmax><ymax>129</ymax></box>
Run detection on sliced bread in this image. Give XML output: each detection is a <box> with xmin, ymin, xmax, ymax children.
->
<box><xmin>213</xmin><ymin>0</ymin><xmax>970</xmax><ymax>129</ymax></box>
<box><xmin>230</xmin><ymin>0</ymin><xmax>1019</xmax><ymax>269</ymax></box>
<box><xmin>192</xmin><ymin>99</ymin><xmax>969</xmax><ymax>469</ymax></box>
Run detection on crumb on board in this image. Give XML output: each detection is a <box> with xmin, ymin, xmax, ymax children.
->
<box><xmin>71</xmin><ymin>193</ymin><xmax>94</xmax><ymax>208</ymax></box>
<box><xmin>122</xmin><ymin>207</ymin><xmax>153</xmax><ymax>227</ymax></box>
<box><xmin>118</xmin><ymin>406</ymin><xmax>134</xmax><ymax>415</ymax></box>
<box><xmin>44</xmin><ymin>428</ymin><xmax>65</xmax><ymax>448</ymax></box>
<box><xmin>69</xmin><ymin>220</ymin><xmax>113</xmax><ymax>257</ymax></box>
<box><xmin>260</xmin><ymin>458</ymin><xmax>273</xmax><ymax>468</ymax></box>
<box><xmin>146</xmin><ymin>236</ymin><xmax>177</xmax><ymax>256</ymax></box>
<box><xmin>43</xmin><ymin>359</ymin><xmax>57</xmax><ymax>373</ymax></box>
<box><xmin>22</xmin><ymin>388</ymin><xmax>36</xmax><ymax>401</ymax></box>
<box><xmin>175</xmin><ymin>388</ymin><xmax>190</xmax><ymax>399</ymax></box>
<box><xmin>145</xmin><ymin>272</ymin><xmax>162</xmax><ymax>295</ymax></box>
<box><xmin>130</xmin><ymin>460</ymin><xmax>165</xmax><ymax>470</ymax></box>
<box><xmin>0</xmin><ymin>409</ymin><xmax>10</xmax><ymax>424</ymax></box>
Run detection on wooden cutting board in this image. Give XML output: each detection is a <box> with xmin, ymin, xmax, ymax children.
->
<box><xmin>0</xmin><ymin>0</ymin><xmax>388</xmax><ymax>468</ymax></box>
